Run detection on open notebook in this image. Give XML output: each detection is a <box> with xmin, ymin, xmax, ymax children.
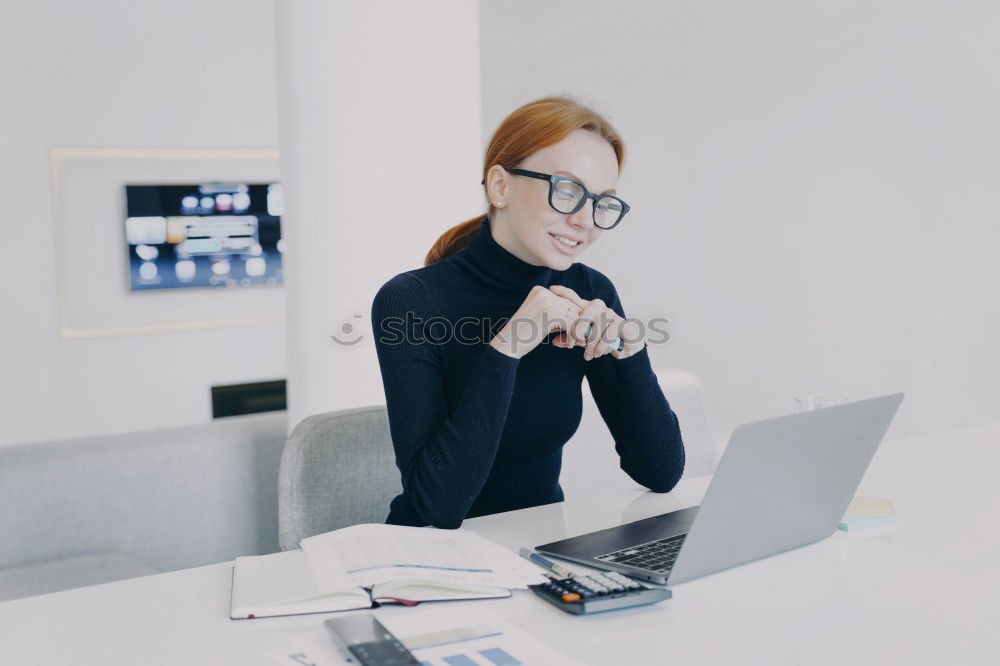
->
<box><xmin>230</xmin><ymin>524</ymin><xmax>546</xmax><ymax>620</ymax></box>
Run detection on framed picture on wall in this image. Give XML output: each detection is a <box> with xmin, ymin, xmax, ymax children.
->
<box><xmin>50</xmin><ymin>146</ymin><xmax>285</xmax><ymax>339</ymax></box>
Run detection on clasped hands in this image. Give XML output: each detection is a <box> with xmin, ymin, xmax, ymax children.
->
<box><xmin>548</xmin><ymin>285</ymin><xmax>643</xmax><ymax>361</ymax></box>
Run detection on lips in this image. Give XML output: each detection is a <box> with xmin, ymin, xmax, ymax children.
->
<box><xmin>549</xmin><ymin>232</ymin><xmax>583</xmax><ymax>254</ymax></box>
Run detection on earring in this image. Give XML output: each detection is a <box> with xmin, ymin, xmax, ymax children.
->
<box><xmin>495</xmin><ymin>200</ymin><xmax>503</xmax><ymax>207</ymax></box>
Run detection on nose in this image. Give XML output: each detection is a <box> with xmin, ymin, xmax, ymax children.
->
<box><xmin>567</xmin><ymin>198</ymin><xmax>595</xmax><ymax>232</ymax></box>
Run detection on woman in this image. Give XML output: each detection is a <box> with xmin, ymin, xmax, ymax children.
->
<box><xmin>371</xmin><ymin>96</ymin><xmax>685</xmax><ymax>529</ymax></box>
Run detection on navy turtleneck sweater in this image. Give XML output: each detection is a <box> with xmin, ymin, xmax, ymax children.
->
<box><xmin>371</xmin><ymin>216</ymin><xmax>685</xmax><ymax>529</ymax></box>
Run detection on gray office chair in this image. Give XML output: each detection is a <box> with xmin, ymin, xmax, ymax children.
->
<box><xmin>278</xmin><ymin>405</ymin><xmax>403</xmax><ymax>550</ymax></box>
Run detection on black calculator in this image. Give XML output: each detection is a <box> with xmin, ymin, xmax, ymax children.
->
<box><xmin>528</xmin><ymin>571</ymin><xmax>672</xmax><ymax>615</ymax></box>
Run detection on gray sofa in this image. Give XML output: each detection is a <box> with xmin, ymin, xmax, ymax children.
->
<box><xmin>0</xmin><ymin>411</ymin><xmax>288</xmax><ymax>602</ymax></box>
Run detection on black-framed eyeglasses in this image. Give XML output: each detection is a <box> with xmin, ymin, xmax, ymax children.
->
<box><xmin>481</xmin><ymin>167</ymin><xmax>630</xmax><ymax>230</ymax></box>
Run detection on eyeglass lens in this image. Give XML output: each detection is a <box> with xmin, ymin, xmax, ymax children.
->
<box><xmin>550</xmin><ymin>179</ymin><xmax>623</xmax><ymax>229</ymax></box>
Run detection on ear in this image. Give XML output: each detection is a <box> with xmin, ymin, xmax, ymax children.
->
<box><xmin>484</xmin><ymin>164</ymin><xmax>509</xmax><ymax>205</ymax></box>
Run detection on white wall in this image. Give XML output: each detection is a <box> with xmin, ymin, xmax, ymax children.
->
<box><xmin>0</xmin><ymin>0</ymin><xmax>284</xmax><ymax>446</ymax></box>
<box><xmin>273</xmin><ymin>0</ymin><xmax>483</xmax><ymax>429</ymax></box>
<box><xmin>480</xmin><ymin>0</ymin><xmax>1000</xmax><ymax>441</ymax></box>
<box><xmin>5</xmin><ymin>0</ymin><xmax>997</xmax><ymax>448</ymax></box>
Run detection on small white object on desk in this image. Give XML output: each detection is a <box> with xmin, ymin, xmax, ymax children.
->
<box><xmin>838</xmin><ymin>496</ymin><xmax>896</xmax><ymax>532</ymax></box>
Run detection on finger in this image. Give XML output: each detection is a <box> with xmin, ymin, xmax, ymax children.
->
<box><xmin>585</xmin><ymin>316</ymin><xmax>607</xmax><ymax>360</ymax></box>
<box><xmin>549</xmin><ymin>284</ymin><xmax>590</xmax><ymax>347</ymax></box>
<box><xmin>549</xmin><ymin>295</ymin><xmax>584</xmax><ymax>346</ymax></box>
<box><xmin>547</xmin><ymin>284</ymin><xmax>589</xmax><ymax>310</ymax></box>
<box><xmin>548</xmin><ymin>296</ymin><xmax>582</xmax><ymax>342</ymax></box>
<box><xmin>565</xmin><ymin>315</ymin><xmax>585</xmax><ymax>348</ymax></box>
<box><xmin>610</xmin><ymin>319</ymin><xmax>640</xmax><ymax>356</ymax></box>
<box><xmin>594</xmin><ymin>308</ymin><xmax>623</xmax><ymax>359</ymax></box>
<box><xmin>586</xmin><ymin>312</ymin><xmax>618</xmax><ymax>361</ymax></box>
<box><xmin>574</xmin><ymin>302</ymin><xmax>604</xmax><ymax>348</ymax></box>
<box><xmin>576</xmin><ymin>299</ymin><xmax>609</xmax><ymax>347</ymax></box>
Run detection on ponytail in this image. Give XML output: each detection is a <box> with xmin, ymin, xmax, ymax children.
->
<box><xmin>423</xmin><ymin>214</ymin><xmax>486</xmax><ymax>266</ymax></box>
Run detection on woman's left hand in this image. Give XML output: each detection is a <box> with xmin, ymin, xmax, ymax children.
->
<box><xmin>548</xmin><ymin>285</ymin><xmax>644</xmax><ymax>361</ymax></box>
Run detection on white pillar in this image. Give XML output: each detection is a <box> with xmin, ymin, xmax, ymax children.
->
<box><xmin>274</xmin><ymin>0</ymin><xmax>483</xmax><ymax>431</ymax></box>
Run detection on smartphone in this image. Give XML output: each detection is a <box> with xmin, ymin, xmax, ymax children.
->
<box><xmin>323</xmin><ymin>613</ymin><xmax>418</xmax><ymax>665</ymax></box>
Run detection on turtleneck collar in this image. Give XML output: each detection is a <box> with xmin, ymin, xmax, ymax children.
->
<box><xmin>458</xmin><ymin>216</ymin><xmax>559</xmax><ymax>291</ymax></box>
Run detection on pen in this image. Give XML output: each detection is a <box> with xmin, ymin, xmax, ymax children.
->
<box><xmin>519</xmin><ymin>547</ymin><xmax>575</xmax><ymax>579</ymax></box>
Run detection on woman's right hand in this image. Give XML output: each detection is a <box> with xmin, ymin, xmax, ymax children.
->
<box><xmin>489</xmin><ymin>285</ymin><xmax>582</xmax><ymax>359</ymax></box>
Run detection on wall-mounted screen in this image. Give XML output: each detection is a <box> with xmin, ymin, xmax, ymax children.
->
<box><xmin>124</xmin><ymin>183</ymin><xmax>284</xmax><ymax>291</ymax></box>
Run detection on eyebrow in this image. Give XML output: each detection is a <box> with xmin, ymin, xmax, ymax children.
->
<box><xmin>554</xmin><ymin>170</ymin><xmax>616</xmax><ymax>195</ymax></box>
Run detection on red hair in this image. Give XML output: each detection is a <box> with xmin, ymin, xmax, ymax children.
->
<box><xmin>424</xmin><ymin>95</ymin><xmax>626</xmax><ymax>265</ymax></box>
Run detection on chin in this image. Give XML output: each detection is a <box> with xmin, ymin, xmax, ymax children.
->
<box><xmin>546</xmin><ymin>253</ymin><xmax>576</xmax><ymax>271</ymax></box>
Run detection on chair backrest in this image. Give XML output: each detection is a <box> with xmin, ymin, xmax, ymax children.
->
<box><xmin>560</xmin><ymin>366</ymin><xmax>722</xmax><ymax>499</ymax></box>
<box><xmin>279</xmin><ymin>367</ymin><xmax>719</xmax><ymax>546</ymax></box>
<box><xmin>278</xmin><ymin>404</ymin><xmax>403</xmax><ymax>550</ymax></box>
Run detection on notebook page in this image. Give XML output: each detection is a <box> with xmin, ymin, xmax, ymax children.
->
<box><xmin>300</xmin><ymin>524</ymin><xmax>544</xmax><ymax>592</ymax></box>
<box><xmin>230</xmin><ymin>550</ymin><xmax>368</xmax><ymax>618</ymax></box>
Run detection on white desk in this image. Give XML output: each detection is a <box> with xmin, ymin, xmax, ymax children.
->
<box><xmin>2</xmin><ymin>421</ymin><xmax>997</xmax><ymax>665</ymax></box>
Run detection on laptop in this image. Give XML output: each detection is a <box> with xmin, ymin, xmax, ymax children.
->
<box><xmin>537</xmin><ymin>392</ymin><xmax>904</xmax><ymax>585</ymax></box>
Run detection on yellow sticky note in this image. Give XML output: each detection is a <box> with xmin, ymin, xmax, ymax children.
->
<box><xmin>844</xmin><ymin>497</ymin><xmax>895</xmax><ymax>519</ymax></box>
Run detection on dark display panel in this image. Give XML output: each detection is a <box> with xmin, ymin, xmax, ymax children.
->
<box><xmin>124</xmin><ymin>183</ymin><xmax>284</xmax><ymax>291</ymax></box>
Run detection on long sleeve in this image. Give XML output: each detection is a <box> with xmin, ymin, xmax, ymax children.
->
<box><xmin>371</xmin><ymin>273</ymin><xmax>521</xmax><ymax>529</ymax></box>
<box><xmin>583</xmin><ymin>270</ymin><xmax>685</xmax><ymax>493</ymax></box>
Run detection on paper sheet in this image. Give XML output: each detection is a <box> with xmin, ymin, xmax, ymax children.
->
<box><xmin>263</xmin><ymin>606</ymin><xmax>586</xmax><ymax>666</ymax></box>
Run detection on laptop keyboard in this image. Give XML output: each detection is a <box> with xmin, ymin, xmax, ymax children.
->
<box><xmin>595</xmin><ymin>533</ymin><xmax>688</xmax><ymax>575</ymax></box>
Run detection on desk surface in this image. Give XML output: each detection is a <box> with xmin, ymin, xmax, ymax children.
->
<box><xmin>2</xmin><ymin>420</ymin><xmax>997</xmax><ymax>666</ymax></box>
